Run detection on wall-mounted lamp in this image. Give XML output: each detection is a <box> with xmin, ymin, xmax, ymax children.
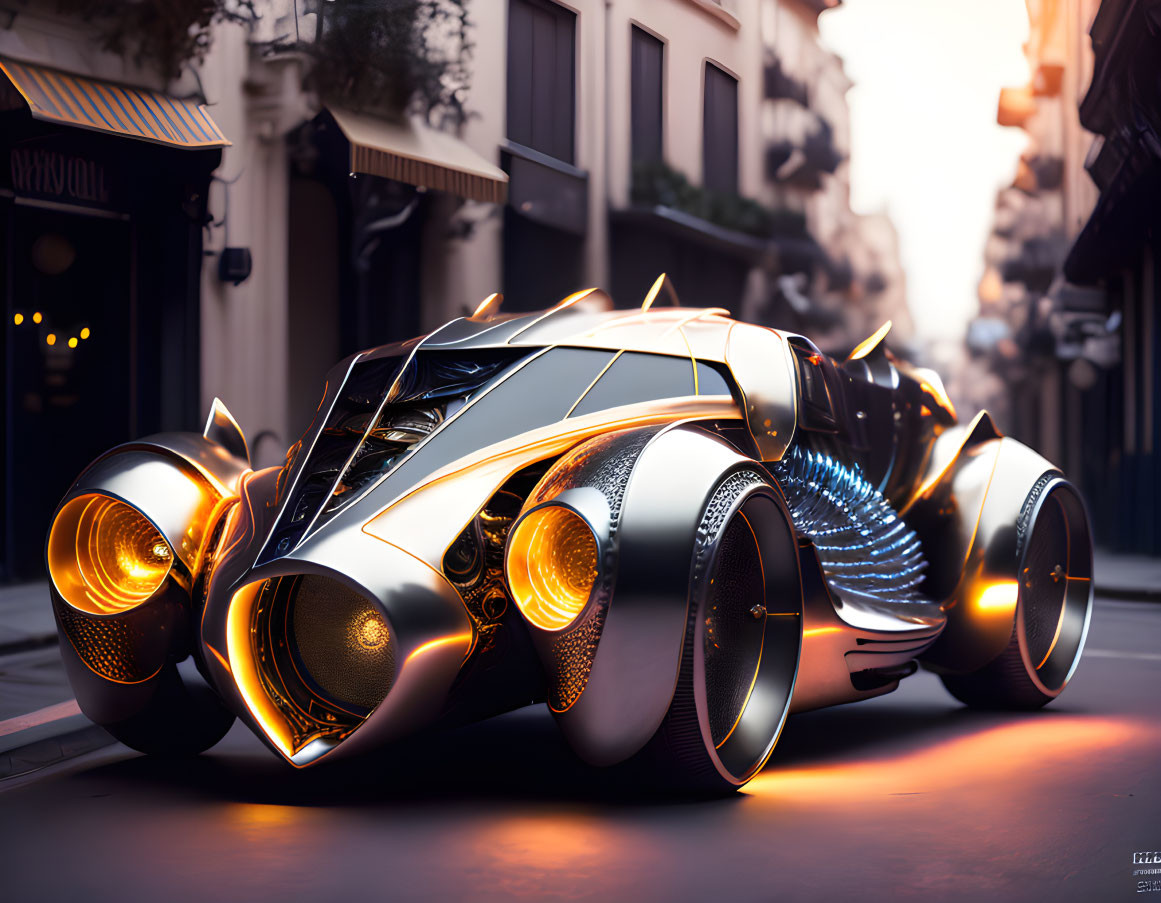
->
<box><xmin>218</xmin><ymin>247</ymin><xmax>253</xmax><ymax>286</ymax></box>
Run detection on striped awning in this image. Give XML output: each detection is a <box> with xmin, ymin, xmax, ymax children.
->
<box><xmin>0</xmin><ymin>58</ymin><xmax>229</xmax><ymax>149</ymax></box>
<box><xmin>329</xmin><ymin>106</ymin><xmax>507</xmax><ymax>204</ymax></box>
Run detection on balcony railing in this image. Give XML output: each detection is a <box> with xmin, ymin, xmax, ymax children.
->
<box><xmin>766</xmin><ymin>116</ymin><xmax>843</xmax><ymax>189</ymax></box>
<box><xmin>764</xmin><ymin>57</ymin><xmax>809</xmax><ymax>106</ymax></box>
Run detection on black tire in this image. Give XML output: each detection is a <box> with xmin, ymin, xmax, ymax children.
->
<box><xmin>105</xmin><ymin>660</ymin><xmax>236</xmax><ymax>757</ymax></box>
<box><xmin>941</xmin><ymin>478</ymin><xmax>1093</xmax><ymax>710</ymax></box>
<box><xmin>632</xmin><ymin>469</ymin><xmax>802</xmax><ymax>793</ymax></box>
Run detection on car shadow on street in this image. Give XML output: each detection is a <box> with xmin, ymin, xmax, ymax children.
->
<box><xmin>63</xmin><ymin>693</ymin><xmax>1080</xmax><ymax>811</ymax></box>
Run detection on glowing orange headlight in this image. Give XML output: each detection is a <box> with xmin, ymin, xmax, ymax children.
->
<box><xmin>505</xmin><ymin>505</ymin><xmax>598</xmax><ymax>631</ymax></box>
<box><xmin>48</xmin><ymin>494</ymin><xmax>174</xmax><ymax>615</ymax></box>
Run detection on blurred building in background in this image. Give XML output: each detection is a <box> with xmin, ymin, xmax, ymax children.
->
<box><xmin>974</xmin><ymin>0</ymin><xmax>1161</xmax><ymax>554</ymax></box>
<box><xmin>0</xmin><ymin>0</ymin><xmax>908</xmax><ymax>581</ymax></box>
<box><xmin>756</xmin><ymin>0</ymin><xmax>914</xmax><ymax>353</ymax></box>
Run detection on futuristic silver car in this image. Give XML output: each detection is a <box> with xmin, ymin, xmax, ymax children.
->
<box><xmin>45</xmin><ymin>284</ymin><xmax>1094</xmax><ymax>792</ymax></box>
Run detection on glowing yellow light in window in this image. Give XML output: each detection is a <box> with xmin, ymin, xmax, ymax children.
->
<box><xmin>13</xmin><ymin>313</ymin><xmax>23</xmax><ymax>325</ymax></box>
<box><xmin>68</xmin><ymin>337</ymin><xmax>78</xmax><ymax>348</ymax></box>
<box><xmin>46</xmin><ymin>333</ymin><xmax>56</xmax><ymax>346</ymax></box>
<box><xmin>47</xmin><ymin>495</ymin><xmax>173</xmax><ymax>615</ymax></box>
<box><xmin>506</xmin><ymin>505</ymin><xmax>598</xmax><ymax>631</ymax></box>
<box><xmin>32</xmin><ymin>311</ymin><xmax>43</xmax><ymax>324</ymax></box>
<box><xmin>80</xmin><ymin>327</ymin><xmax>91</xmax><ymax>339</ymax></box>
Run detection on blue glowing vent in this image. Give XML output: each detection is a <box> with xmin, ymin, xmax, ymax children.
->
<box><xmin>773</xmin><ymin>446</ymin><xmax>928</xmax><ymax>603</ymax></box>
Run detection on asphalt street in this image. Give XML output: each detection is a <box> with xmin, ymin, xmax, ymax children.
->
<box><xmin>1</xmin><ymin>595</ymin><xmax>1158</xmax><ymax>903</ymax></box>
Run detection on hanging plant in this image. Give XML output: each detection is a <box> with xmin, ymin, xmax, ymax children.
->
<box><xmin>288</xmin><ymin>0</ymin><xmax>473</xmax><ymax>127</ymax></box>
<box><xmin>632</xmin><ymin>160</ymin><xmax>808</xmax><ymax>240</ymax></box>
<box><xmin>50</xmin><ymin>0</ymin><xmax>256</xmax><ymax>83</ymax></box>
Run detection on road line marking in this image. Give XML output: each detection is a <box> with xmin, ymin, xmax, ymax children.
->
<box><xmin>0</xmin><ymin>699</ymin><xmax>81</xmax><ymax>737</ymax></box>
<box><xmin>1085</xmin><ymin>649</ymin><xmax>1161</xmax><ymax>662</ymax></box>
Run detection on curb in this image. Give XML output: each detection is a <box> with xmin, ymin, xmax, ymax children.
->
<box><xmin>0</xmin><ymin>721</ymin><xmax>114</xmax><ymax>780</ymax></box>
<box><xmin>0</xmin><ymin>701</ymin><xmax>116</xmax><ymax>781</ymax></box>
<box><xmin>1095</xmin><ymin>584</ymin><xmax>1161</xmax><ymax>603</ymax></box>
<box><xmin>0</xmin><ymin>632</ymin><xmax>57</xmax><ymax>657</ymax></box>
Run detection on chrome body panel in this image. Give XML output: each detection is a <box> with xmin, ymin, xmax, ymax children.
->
<box><xmin>550</xmin><ymin>426</ymin><xmax>757</xmax><ymax>765</ymax></box>
<box><xmin>43</xmin><ymin>298</ymin><xmax>1095</xmax><ymax>787</ymax></box>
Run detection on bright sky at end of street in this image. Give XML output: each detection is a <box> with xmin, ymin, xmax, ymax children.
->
<box><xmin>819</xmin><ymin>0</ymin><xmax>1031</xmax><ymax>343</ymax></box>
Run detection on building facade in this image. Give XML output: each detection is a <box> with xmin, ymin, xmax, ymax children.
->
<box><xmin>974</xmin><ymin>0</ymin><xmax>1160</xmax><ymax>554</ymax></box>
<box><xmin>1059</xmin><ymin>0</ymin><xmax>1161</xmax><ymax>554</ymax></box>
<box><xmin>0</xmin><ymin>0</ymin><xmax>909</xmax><ymax>582</ymax></box>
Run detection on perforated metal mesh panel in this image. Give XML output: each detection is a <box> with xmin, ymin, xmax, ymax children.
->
<box><xmin>56</xmin><ymin>604</ymin><xmax>154</xmax><ymax>683</ymax></box>
<box><xmin>291</xmin><ymin>576</ymin><xmax>396</xmax><ymax>711</ymax></box>
<box><xmin>541</xmin><ymin>428</ymin><xmax>658</xmax><ymax>712</ymax></box>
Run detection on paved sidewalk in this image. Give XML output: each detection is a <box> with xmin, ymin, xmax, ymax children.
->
<box><xmin>0</xmin><ymin>581</ymin><xmax>55</xmax><ymax>653</ymax></box>
<box><xmin>1093</xmin><ymin>548</ymin><xmax>1161</xmax><ymax>600</ymax></box>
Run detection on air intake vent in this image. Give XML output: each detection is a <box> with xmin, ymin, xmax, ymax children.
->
<box><xmin>248</xmin><ymin>575</ymin><xmax>396</xmax><ymax>754</ymax></box>
<box><xmin>773</xmin><ymin>445</ymin><xmax>928</xmax><ymax>603</ymax></box>
<box><xmin>261</xmin><ymin>349</ymin><xmax>525</xmax><ymax>564</ymax></box>
<box><xmin>291</xmin><ymin>576</ymin><xmax>396</xmax><ymax>711</ymax></box>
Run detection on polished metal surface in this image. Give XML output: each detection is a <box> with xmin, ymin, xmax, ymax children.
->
<box><xmin>202</xmin><ymin>398</ymin><xmax>250</xmax><ymax>466</ymax></box>
<box><xmin>549</xmin><ymin>425</ymin><xmax>770</xmax><ymax>766</ymax></box>
<box><xmin>43</xmin><ymin>292</ymin><xmax>1096</xmax><ymax>790</ymax></box>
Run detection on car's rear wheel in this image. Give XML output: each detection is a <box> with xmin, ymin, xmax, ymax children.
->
<box><xmin>941</xmin><ymin>478</ymin><xmax>1093</xmax><ymax>709</ymax></box>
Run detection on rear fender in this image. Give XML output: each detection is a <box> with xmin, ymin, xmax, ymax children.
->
<box><xmin>905</xmin><ymin>414</ymin><xmax>1064</xmax><ymax>674</ymax></box>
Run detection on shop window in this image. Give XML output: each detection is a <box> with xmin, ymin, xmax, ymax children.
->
<box><xmin>507</xmin><ymin>0</ymin><xmax>576</xmax><ymax>164</ymax></box>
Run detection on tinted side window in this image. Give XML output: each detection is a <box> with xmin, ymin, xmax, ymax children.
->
<box><xmin>570</xmin><ymin>352</ymin><xmax>696</xmax><ymax>417</ymax></box>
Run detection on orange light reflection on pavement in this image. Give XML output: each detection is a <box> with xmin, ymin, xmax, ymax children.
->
<box><xmin>744</xmin><ymin>716</ymin><xmax>1154</xmax><ymax>806</ymax></box>
<box><xmin>227</xmin><ymin>802</ymin><xmax>304</xmax><ymax>830</ymax></box>
<box><xmin>474</xmin><ymin>815</ymin><xmax>657</xmax><ymax>899</ymax></box>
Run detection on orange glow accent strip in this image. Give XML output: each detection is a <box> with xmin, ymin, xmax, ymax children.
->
<box><xmin>976</xmin><ymin>580</ymin><xmax>1019</xmax><ymax>611</ymax></box>
<box><xmin>641</xmin><ymin>273</ymin><xmax>667</xmax><ymax>311</ymax></box>
<box><xmin>803</xmin><ymin>626</ymin><xmax>842</xmax><ymax>638</ymax></box>
<box><xmin>564</xmin><ymin>349</ymin><xmax>624</xmax><ymax>418</ymax></box>
<box><xmin>918</xmin><ymin>375</ymin><xmax>957</xmax><ymax>420</ymax></box>
<box><xmin>678</xmin><ymin>327</ymin><xmax>700</xmax><ymax>395</ymax></box>
<box><xmin>848</xmin><ymin>320</ymin><xmax>892</xmax><ymax>361</ymax></box>
<box><xmin>714</xmin><ymin>509</ymin><xmax>767</xmax><ymax>750</ymax></box>
<box><xmin>362</xmin><ymin>397</ymin><xmax>742</xmax><ymax>557</ymax></box>
<box><xmin>207</xmin><ymin>644</ymin><xmax>232</xmax><ymax>676</ymax></box>
<box><xmin>403</xmin><ymin>633</ymin><xmax>473</xmax><ymax>667</ymax></box>
<box><xmin>225</xmin><ymin>581</ymin><xmax>297</xmax><ymax>760</ymax></box>
<box><xmin>504</xmin><ymin>290</ymin><xmax>602</xmax><ymax>345</ymax></box>
<box><xmin>470</xmin><ymin>292</ymin><xmax>502</xmax><ymax>320</ymax></box>
<box><xmin>1035</xmin><ymin>560</ymin><xmax>1071</xmax><ymax>670</ymax></box>
<box><xmin>554</xmin><ymin>287</ymin><xmax>599</xmax><ymax>309</ymax></box>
